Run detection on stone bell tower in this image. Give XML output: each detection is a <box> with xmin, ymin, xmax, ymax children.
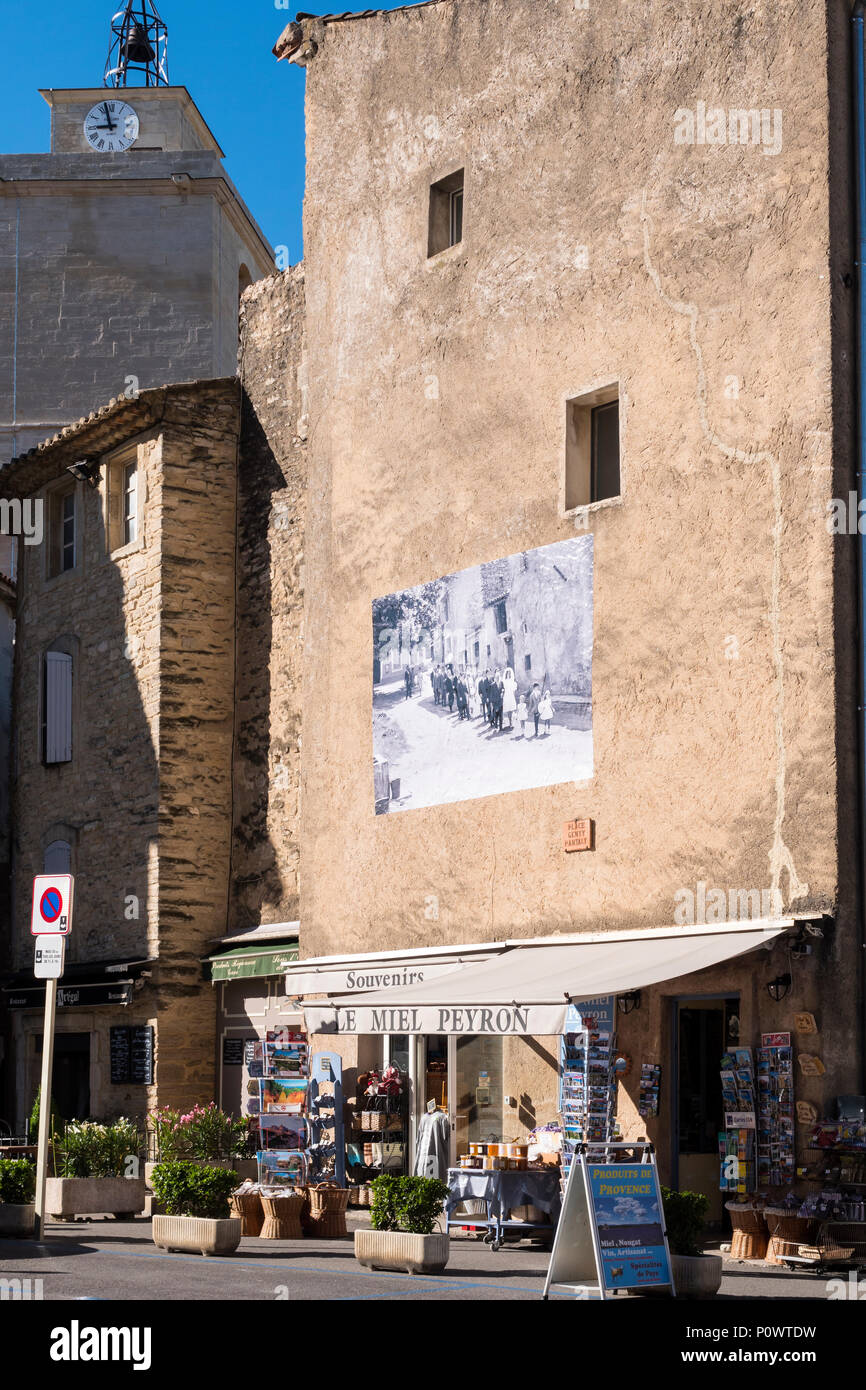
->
<box><xmin>0</xmin><ymin>0</ymin><xmax>273</xmax><ymax>463</ymax></box>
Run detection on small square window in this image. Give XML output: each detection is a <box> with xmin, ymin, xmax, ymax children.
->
<box><xmin>428</xmin><ymin>169</ymin><xmax>465</xmax><ymax>257</ymax></box>
<box><xmin>564</xmin><ymin>384</ymin><xmax>621</xmax><ymax>510</ymax></box>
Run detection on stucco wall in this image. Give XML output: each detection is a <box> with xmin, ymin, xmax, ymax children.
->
<box><xmin>297</xmin><ymin>0</ymin><xmax>848</xmax><ymax>958</ymax></box>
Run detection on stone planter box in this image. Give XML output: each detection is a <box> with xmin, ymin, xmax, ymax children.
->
<box><xmin>0</xmin><ymin>1203</ymin><xmax>36</xmax><ymax>1238</ymax></box>
<box><xmin>671</xmin><ymin>1252</ymin><xmax>723</xmax><ymax>1298</ymax></box>
<box><xmin>144</xmin><ymin>1158</ymin><xmax>255</xmax><ymax>1186</ymax></box>
<box><xmin>44</xmin><ymin>1177</ymin><xmax>147</xmax><ymax>1220</ymax></box>
<box><xmin>153</xmin><ymin>1214</ymin><xmax>242</xmax><ymax>1258</ymax></box>
<box><xmin>355</xmin><ymin>1228</ymin><xmax>450</xmax><ymax>1275</ymax></box>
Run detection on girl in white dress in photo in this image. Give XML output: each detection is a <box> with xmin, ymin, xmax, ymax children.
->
<box><xmin>502</xmin><ymin>666</ymin><xmax>518</xmax><ymax>729</ymax></box>
<box><xmin>538</xmin><ymin>687</ymin><xmax>554</xmax><ymax>734</ymax></box>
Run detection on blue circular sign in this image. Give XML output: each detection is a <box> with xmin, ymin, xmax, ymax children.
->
<box><xmin>40</xmin><ymin>888</ymin><xmax>63</xmax><ymax>923</ymax></box>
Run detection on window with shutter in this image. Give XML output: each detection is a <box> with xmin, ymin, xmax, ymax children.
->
<box><xmin>44</xmin><ymin>651</ymin><xmax>73</xmax><ymax>764</ymax></box>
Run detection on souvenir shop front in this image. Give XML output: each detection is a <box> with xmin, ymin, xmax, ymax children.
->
<box><xmin>285</xmin><ymin>919</ymin><xmax>819</xmax><ymax>1226</ymax></box>
<box><xmin>208</xmin><ymin>925</ymin><xmax>302</xmax><ymax>1116</ymax></box>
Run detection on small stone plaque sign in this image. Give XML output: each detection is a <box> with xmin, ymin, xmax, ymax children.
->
<box><xmin>563</xmin><ymin>818</ymin><xmax>594</xmax><ymax>853</ymax></box>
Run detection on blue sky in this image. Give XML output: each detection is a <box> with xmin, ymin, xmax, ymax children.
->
<box><xmin>0</xmin><ymin>0</ymin><xmax>413</xmax><ymax>263</ymax></box>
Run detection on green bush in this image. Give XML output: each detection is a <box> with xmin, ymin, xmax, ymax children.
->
<box><xmin>661</xmin><ymin>1187</ymin><xmax>710</xmax><ymax>1257</ymax></box>
<box><xmin>150</xmin><ymin>1161</ymin><xmax>238</xmax><ymax>1219</ymax></box>
<box><xmin>56</xmin><ymin>1119</ymin><xmax>143</xmax><ymax>1179</ymax></box>
<box><xmin>29</xmin><ymin>1086</ymin><xmax>63</xmax><ymax>1141</ymax></box>
<box><xmin>370</xmin><ymin>1175</ymin><xmax>449</xmax><ymax>1236</ymax></box>
<box><xmin>0</xmin><ymin>1159</ymin><xmax>36</xmax><ymax>1205</ymax></box>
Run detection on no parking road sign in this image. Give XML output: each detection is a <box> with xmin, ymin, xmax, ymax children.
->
<box><xmin>30</xmin><ymin>874</ymin><xmax>74</xmax><ymax>936</ymax></box>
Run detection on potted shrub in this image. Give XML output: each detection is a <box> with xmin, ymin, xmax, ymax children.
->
<box><xmin>151</xmin><ymin>1161</ymin><xmax>241</xmax><ymax>1257</ymax></box>
<box><xmin>146</xmin><ymin>1104</ymin><xmax>256</xmax><ymax>1183</ymax></box>
<box><xmin>0</xmin><ymin>1158</ymin><xmax>36</xmax><ymax>1238</ymax></box>
<box><xmin>46</xmin><ymin>1118</ymin><xmax>146</xmax><ymax>1220</ymax></box>
<box><xmin>662</xmin><ymin>1187</ymin><xmax>723</xmax><ymax>1298</ymax></box>
<box><xmin>355</xmin><ymin>1175</ymin><xmax>451</xmax><ymax>1275</ymax></box>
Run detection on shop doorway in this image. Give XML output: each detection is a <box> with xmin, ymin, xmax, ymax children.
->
<box><xmin>36</xmin><ymin>1032</ymin><xmax>91</xmax><ymax>1122</ymax></box>
<box><xmin>672</xmin><ymin>995</ymin><xmax>739</xmax><ymax>1222</ymax></box>
<box><xmin>385</xmin><ymin>1034</ymin><xmax>506</xmax><ymax>1169</ymax></box>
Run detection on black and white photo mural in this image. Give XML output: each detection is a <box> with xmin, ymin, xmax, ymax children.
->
<box><xmin>372</xmin><ymin>535</ymin><xmax>594</xmax><ymax>814</ymax></box>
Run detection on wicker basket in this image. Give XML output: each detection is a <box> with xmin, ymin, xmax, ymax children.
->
<box><xmin>361</xmin><ymin>1112</ymin><xmax>391</xmax><ymax>1132</ymax></box>
<box><xmin>306</xmin><ymin>1182</ymin><xmax>349</xmax><ymax>1238</ymax></box>
<box><xmin>725</xmin><ymin>1202</ymin><xmax>769</xmax><ymax>1261</ymax></box>
<box><xmin>230</xmin><ymin>1190</ymin><xmax>264</xmax><ymax>1238</ymax></box>
<box><xmin>764</xmin><ymin>1209</ymin><xmax>818</xmax><ymax>1265</ymax></box>
<box><xmin>260</xmin><ymin>1192</ymin><xmax>305</xmax><ymax>1240</ymax></box>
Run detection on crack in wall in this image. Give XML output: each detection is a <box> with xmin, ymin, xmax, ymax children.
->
<box><xmin>640</xmin><ymin>188</ymin><xmax>808</xmax><ymax>907</ymax></box>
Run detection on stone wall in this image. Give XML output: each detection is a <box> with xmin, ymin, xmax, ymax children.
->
<box><xmin>3</xmin><ymin>379</ymin><xmax>240</xmax><ymax>1120</ymax></box>
<box><xmin>0</xmin><ymin>146</ymin><xmax>273</xmax><ymax>464</ymax></box>
<box><xmin>232</xmin><ymin>268</ymin><xmax>307</xmax><ymax>930</ymax></box>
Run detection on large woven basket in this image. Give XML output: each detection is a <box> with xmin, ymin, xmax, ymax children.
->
<box><xmin>260</xmin><ymin>1193</ymin><xmax>305</xmax><ymax>1240</ymax></box>
<box><xmin>764</xmin><ymin>1209</ymin><xmax>818</xmax><ymax>1266</ymax></box>
<box><xmin>306</xmin><ymin>1182</ymin><xmax>349</xmax><ymax>1238</ymax></box>
<box><xmin>230</xmin><ymin>1191</ymin><xmax>264</xmax><ymax>1238</ymax></box>
<box><xmin>725</xmin><ymin>1203</ymin><xmax>769</xmax><ymax>1261</ymax></box>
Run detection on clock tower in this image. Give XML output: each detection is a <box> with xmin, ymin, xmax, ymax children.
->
<box><xmin>0</xmin><ymin>1</ymin><xmax>273</xmax><ymax>463</ymax></box>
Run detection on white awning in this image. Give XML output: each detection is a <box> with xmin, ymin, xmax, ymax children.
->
<box><xmin>289</xmin><ymin>919</ymin><xmax>792</xmax><ymax>1035</ymax></box>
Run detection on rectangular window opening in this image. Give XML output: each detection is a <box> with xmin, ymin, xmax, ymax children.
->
<box><xmin>565</xmin><ymin>386</ymin><xmax>621</xmax><ymax>510</ymax></box>
<box><xmin>428</xmin><ymin>169</ymin><xmax>465</xmax><ymax>257</ymax></box>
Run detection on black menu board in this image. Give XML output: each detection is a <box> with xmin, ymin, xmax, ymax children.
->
<box><xmin>130</xmin><ymin>1026</ymin><xmax>154</xmax><ymax>1085</ymax></box>
<box><xmin>223</xmin><ymin>1038</ymin><xmax>245</xmax><ymax>1066</ymax></box>
<box><xmin>110</xmin><ymin>1026</ymin><xmax>131</xmax><ymax>1084</ymax></box>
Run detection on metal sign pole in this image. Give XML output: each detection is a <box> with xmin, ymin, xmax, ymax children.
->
<box><xmin>33</xmin><ymin>975</ymin><xmax>58</xmax><ymax>1241</ymax></box>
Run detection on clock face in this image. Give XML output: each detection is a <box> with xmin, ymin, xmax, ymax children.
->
<box><xmin>83</xmin><ymin>100</ymin><xmax>139</xmax><ymax>153</ymax></box>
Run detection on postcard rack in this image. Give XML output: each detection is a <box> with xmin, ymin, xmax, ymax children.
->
<box><xmin>307</xmin><ymin>1051</ymin><xmax>346</xmax><ymax>1189</ymax></box>
<box><xmin>256</xmin><ymin>1027</ymin><xmax>311</xmax><ymax>1189</ymax></box>
<box><xmin>559</xmin><ymin>1013</ymin><xmax>618</xmax><ymax>1188</ymax></box>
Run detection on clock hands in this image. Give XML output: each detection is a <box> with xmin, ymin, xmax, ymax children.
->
<box><xmin>101</xmin><ymin>102</ymin><xmax>116</xmax><ymax>131</ymax></box>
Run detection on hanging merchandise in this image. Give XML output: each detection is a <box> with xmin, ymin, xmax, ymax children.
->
<box><xmin>414</xmin><ymin>1103</ymin><xmax>451</xmax><ymax>1179</ymax></box>
<box><xmin>307</xmin><ymin>1051</ymin><xmax>346</xmax><ymax>1188</ymax></box>
<box><xmin>638</xmin><ymin>1063</ymin><xmax>661</xmax><ymax>1119</ymax></box>
<box><xmin>559</xmin><ymin>1000</ymin><xmax>619</xmax><ymax>1187</ymax></box>
<box><xmin>719</xmin><ymin>1047</ymin><xmax>757</xmax><ymax>1194</ymax></box>
<box><xmin>757</xmin><ymin>1032</ymin><xmax>795</xmax><ymax>1187</ymax></box>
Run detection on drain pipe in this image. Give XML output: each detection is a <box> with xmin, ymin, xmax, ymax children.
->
<box><xmin>852</xmin><ymin>3</ymin><xmax>866</xmax><ymax>1093</ymax></box>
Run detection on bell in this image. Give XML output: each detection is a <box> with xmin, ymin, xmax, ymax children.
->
<box><xmin>124</xmin><ymin>23</ymin><xmax>155</xmax><ymax>64</ymax></box>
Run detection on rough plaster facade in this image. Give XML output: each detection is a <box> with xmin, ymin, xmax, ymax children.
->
<box><xmin>283</xmin><ymin>0</ymin><xmax>863</xmax><ymax>1171</ymax></box>
<box><xmin>0</xmin><ymin>380</ymin><xmax>239</xmax><ymax>1123</ymax></box>
<box><xmin>232</xmin><ymin>268</ymin><xmax>308</xmax><ymax>931</ymax></box>
<box><xmin>0</xmin><ymin>86</ymin><xmax>273</xmax><ymax>464</ymax></box>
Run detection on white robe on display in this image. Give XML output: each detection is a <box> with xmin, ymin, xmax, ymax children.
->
<box><xmin>413</xmin><ymin>1110</ymin><xmax>451</xmax><ymax>1179</ymax></box>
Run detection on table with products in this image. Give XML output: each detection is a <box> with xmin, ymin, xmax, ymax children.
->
<box><xmin>445</xmin><ymin>1167</ymin><xmax>561</xmax><ymax>1250</ymax></box>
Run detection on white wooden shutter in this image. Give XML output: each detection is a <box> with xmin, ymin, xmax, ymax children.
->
<box><xmin>45</xmin><ymin>651</ymin><xmax>72</xmax><ymax>763</ymax></box>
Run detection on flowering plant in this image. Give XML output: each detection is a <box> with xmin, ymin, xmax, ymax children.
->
<box><xmin>56</xmin><ymin>1118</ymin><xmax>143</xmax><ymax>1179</ymax></box>
<box><xmin>149</xmin><ymin>1103</ymin><xmax>252</xmax><ymax>1161</ymax></box>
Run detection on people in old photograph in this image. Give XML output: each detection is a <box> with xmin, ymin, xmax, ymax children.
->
<box><xmin>372</xmin><ymin>535</ymin><xmax>594</xmax><ymax>814</ymax></box>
